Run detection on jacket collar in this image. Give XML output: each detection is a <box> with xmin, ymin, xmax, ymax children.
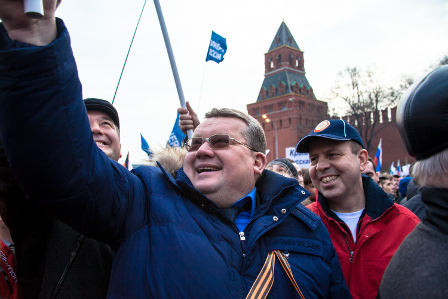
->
<box><xmin>165</xmin><ymin>166</ymin><xmax>307</xmax><ymax>215</ymax></box>
<box><xmin>421</xmin><ymin>187</ymin><xmax>448</xmax><ymax>235</ymax></box>
<box><xmin>318</xmin><ymin>174</ymin><xmax>394</xmax><ymax>222</ymax></box>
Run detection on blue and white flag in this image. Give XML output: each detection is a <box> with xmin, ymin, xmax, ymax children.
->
<box><xmin>397</xmin><ymin>160</ymin><xmax>401</xmax><ymax>176</ymax></box>
<box><xmin>140</xmin><ymin>133</ymin><xmax>153</xmax><ymax>158</ymax></box>
<box><xmin>205</xmin><ymin>31</ymin><xmax>227</xmax><ymax>64</ymax></box>
<box><xmin>167</xmin><ymin>113</ymin><xmax>186</xmax><ymax>148</ymax></box>
<box><xmin>390</xmin><ymin>162</ymin><xmax>396</xmax><ymax>175</ymax></box>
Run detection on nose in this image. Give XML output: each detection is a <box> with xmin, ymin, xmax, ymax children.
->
<box><xmin>316</xmin><ymin>157</ymin><xmax>330</xmax><ymax>172</ymax></box>
<box><xmin>90</xmin><ymin>121</ymin><xmax>103</xmax><ymax>135</ymax></box>
<box><xmin>195</xmin><ymin>140</ymin><xmax>215</xmax><ymax>158</ymax></box>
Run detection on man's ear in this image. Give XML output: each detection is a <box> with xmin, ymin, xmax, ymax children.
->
<box><xmin>119</xmin><ymin>143</ymin><xmax>122</xmax><ymax>159</ymax></box>
<box><xmin>253</xmin><ymin>152</ymin><xmax>267</xmax><ymax>175</ymax></box>
<box><xmin>358</xmin><ymin>149</ymin><xmax>368</xmax><ymax>172</ymax></box>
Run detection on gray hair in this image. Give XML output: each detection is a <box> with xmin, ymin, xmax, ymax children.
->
<box><xmin>205</xmin><ymin>108</ymin><xmax>266</xmax><ymax>153</ymax></box>
<box><xmin>412</xmin><ymin>147</ymin><xmax>448</xmax><ymax>188</ymax></box>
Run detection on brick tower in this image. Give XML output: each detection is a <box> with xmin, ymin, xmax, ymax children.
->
<box><xmin>247</xmin><ymin>21</ymin><xmax>329</xmax><ymax>161</ymax></box>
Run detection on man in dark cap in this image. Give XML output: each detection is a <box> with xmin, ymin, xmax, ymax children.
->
<box><xmin>378</xmin><ymin>65</ymin><xmax>448</xmax><ymax>298</ymax></box>
<box><xmin>84</xmin><ymin>98</ymin><xmax>122</xmax><ymax>162</ymax></box>
<box><xmin>0</xmin><ymin>98</ymin><xmax>120</xmax><ymax>298</ymax></box>
<box><xmin>295</xmin><ymin>119</ymin><xmax>419</xmax><ymax>299</ymax></box>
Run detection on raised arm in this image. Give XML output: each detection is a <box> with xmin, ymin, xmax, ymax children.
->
<box><xmin>0</xmin><ymin>2</ymin><xmax>145</xmax><ymax>245</ymax></box>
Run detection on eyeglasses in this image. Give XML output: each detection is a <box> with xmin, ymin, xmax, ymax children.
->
<box><xmin>186</xmin><ymin>134</ymin><xmax>256</xmax><ymax>152</ymax></box>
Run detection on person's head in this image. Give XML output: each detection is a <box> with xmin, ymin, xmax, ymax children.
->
<box><xmin>291</xmin><ymin>161</ymin><xmax>304</xmax><ymax>185</ymax></box>
<box><xmin>183</xmin><ymin>108</ymin><xmax>267</xmax><ymax>208</ymax></box>
<box><xmin>363</xmin><ymin>157</ymin><xmax>379</xmax><ymax>184</ymax></box>
<box><xmin>266</xmin><ymin>158</ymin><xmax>298</xmax><ymax>180</ymax></box>
<box><xmin>84</xmin><ymin>98</ymin><xmax>122</xmax><ymax>162</ymax></box>
<box><xmin>302</xmin><ymin>168</ymin><xmax>316</xmax><ymax>202</ymax></box>
<box><xmin>397</xmin><ymin>65</ymin><xmax>448</xmax><ymax>188</ymax></box>
<box><xmin>379</xmin><ymin>174</ymin><xmax>394</xmax><ymax>194</ymax></box>
<box><xmin>295</xmin><ymin>119</ymin><xmax>368</xmax><ymax>211</ymax></box>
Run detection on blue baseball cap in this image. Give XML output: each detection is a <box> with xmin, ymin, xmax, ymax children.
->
<box><xmin>295</xmin><ymin>119</ymin><xmax>364</xmax><ymax>153</ymax></box>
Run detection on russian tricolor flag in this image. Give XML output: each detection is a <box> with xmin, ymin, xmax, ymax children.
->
<box><xmin>123</xmin><ymin>152</ymin><xmax>133</xmax><ymax>171</ymax></box>
<box><xmin>374</xmin><ymin>138</ymin><xmax>382</xmax><ymax>172</ymax></box>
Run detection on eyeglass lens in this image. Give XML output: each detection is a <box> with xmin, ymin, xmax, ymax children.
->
<box><xmin>187</xmin><ymin>134</ymin><xmax>230</xmax><ymax>151</ymax></box>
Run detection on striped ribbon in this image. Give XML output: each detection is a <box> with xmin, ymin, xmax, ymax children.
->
<box><xmin>246</xmin><ymin>250</ymin><xmax>305</xmax><ymax>299</ymax></box>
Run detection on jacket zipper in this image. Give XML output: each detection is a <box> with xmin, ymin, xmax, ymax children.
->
<box><xmin>239</xmin><ymin>231</ymin><xmax>247</xmax><ymax>257</ymax></box>
<box><xmin>343</xmin><ymin>235</ymin><xmax>354</xmax><ymax>263</ymax></box>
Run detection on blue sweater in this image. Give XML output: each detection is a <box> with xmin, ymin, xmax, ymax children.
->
<box><xmin>0</xmin><ymin>19</ymin><xmax>350</xmax><ymax>298</ymax></box>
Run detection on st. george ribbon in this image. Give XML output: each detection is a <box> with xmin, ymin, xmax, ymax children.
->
<box><xmin>24</xmin><ymin>0</ymin><xmax>44</xmax><ymax>19</ymax></box>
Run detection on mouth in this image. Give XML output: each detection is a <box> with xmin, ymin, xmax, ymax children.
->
<box><xmin>197</xmin><ymin>167</ymin><xmax>221</xmax><ymax>173</ymax></box>
<box><xmin>95</xmin><ymin>141</ymin><xmax>108</xmax><ymax>146</ymax></box>
<box><xmin>321</xmin><ymin>175</ymin><xmax>338</xmax><ymax>183</ymax></box>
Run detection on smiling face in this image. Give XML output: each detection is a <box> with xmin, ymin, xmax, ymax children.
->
<box><xmin>309</xmin><ymin>139</ymin><xmax>368</xmax><ymax>212</ymax></box>
<box><xmin>88</xmin><ymin>110</ymin><xmax>122</xmax><ymax>162</ymax></box>
<box><xmin>183</xmin><ymin>117</ymin><xmax>266</xmax><ymax>208</ymax></box>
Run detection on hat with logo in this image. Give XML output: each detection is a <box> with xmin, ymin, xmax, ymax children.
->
<box><xmin>295</xmin><ymin>119</ymin><xmax>364</xmax><ymax>153</ymax></box>
<box><xmin>84</xmin><ymin>98</ymin><xmax>120</xmax><ymax>130</ymax></box>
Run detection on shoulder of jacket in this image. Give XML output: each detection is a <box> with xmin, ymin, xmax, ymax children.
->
<box><xmin>393</xmin><ymin>203</ymin><xmax>421</xmax><ymax>223</ymax></box>
<box><xmin>290</xmin><ymin>203</ymin><xmax>321</xmax><ymax>230</ymax></box>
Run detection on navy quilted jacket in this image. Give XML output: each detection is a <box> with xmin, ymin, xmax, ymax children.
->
<box><xmin>0</xmin><ymin>20</ymin><xmax>350</xmax><ymax>298</ymax></box>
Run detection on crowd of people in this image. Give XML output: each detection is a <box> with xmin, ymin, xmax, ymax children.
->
<box><xmin>0</xmin><ymin>1</ymin><xmax>447</xmax><ymax>298</ymax></box>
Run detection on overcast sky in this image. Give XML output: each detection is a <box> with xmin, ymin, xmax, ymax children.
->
<box><xmin>55</xmin><ymin>0</ymin><xmax>448</xmax><ymax>164</ymax></box>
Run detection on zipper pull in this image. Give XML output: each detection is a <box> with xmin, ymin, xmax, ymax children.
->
<box><xmin>349</xmin><ymin>251</ymin><xmax>354</xmax><ymax>263</ymax></box>
<box><xmin>239</xmin><ymin>231</ymin><xmax>246</xmax><ymax>241</ymax></box>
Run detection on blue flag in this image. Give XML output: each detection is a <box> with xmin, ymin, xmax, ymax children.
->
<box><xmin>167</xmin><ymin>113</ymin><xmax>186</xmax><ymax>148</ymax></box>
<box><xmin>205</xmin><ymin>31</ymin><xmax>227</xmax><ymax>63</ymax></box>
<box><xmin>140</xmin><ymin>133</ymin><xmax>153</xmax><ymax>157</ymax></box>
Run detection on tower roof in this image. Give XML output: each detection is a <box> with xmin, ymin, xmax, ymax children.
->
<box><xmin>268</xmin><ymin>21</ymin><xmax>300</xmax><ymax>51</ymax></box>
<box><xmin>257</xmin><ymin>71</ymin><xmax>314</xmax><ymax>102</ymax></box>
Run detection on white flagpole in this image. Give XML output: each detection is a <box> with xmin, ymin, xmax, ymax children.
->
<box><xmin>153</xmin><ymin>0</ymin><xmax>193</xmax><ymax>139</ymax></box>
<box><xmin>24</xmin><ymin>0</ymin><xmax>44</xmax><ymax>19</ymax></box>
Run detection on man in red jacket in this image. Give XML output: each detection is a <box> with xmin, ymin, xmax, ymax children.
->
<box><xmin>295</xmin><ymin>119</ymin><xmax>419</xmax><ymax>299</ymax></box>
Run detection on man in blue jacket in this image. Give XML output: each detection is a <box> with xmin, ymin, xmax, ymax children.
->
<box><xmin>0</xmin><ymin>1</ymin><xmax>350</xmax><ymax>298</ymax></box>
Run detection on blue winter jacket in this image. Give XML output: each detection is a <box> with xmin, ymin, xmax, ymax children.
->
<box><xmin>0</xmin><ymin>20</ymin><xmax>350</xmax><ymax>298</ymax></box>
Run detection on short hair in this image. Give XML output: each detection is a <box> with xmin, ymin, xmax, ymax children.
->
<box><xmin>205</xmin><ymin>108</ymin><xmax>266</xmax><ymax>153</ymax></box>
<box><xmin>379</xmin><ymin>173</ymin><xmax>393</xmax><ymax>187</ymax></box>
<box><xmin>350</xmin><ymin>141</ymin><xmax>363</xmax><ymax>155</ymax></box>
<box><xmin>366</xmin><ymin>157</ymin><xmax>376</xmax><ymax>171</ymax></box>
<box><xmin>302</xmin><ymin>168</ymin><xmax>312</xmax><ymax>185</ymax></box>
<box><xmin>412</xmin><ymin>147</ymin><xmax>448</xmax><ymax>188</ymax></box>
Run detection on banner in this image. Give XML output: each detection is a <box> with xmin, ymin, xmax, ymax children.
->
<box><xmin>167</xmin><ymin>113</ymin><xmax>186</xmax><ymax>148</ymax></box>
<box><xmin>285</xmin><ymin>147</ymin><xmax>310</xmax><ymax>169</ymax></box>
<box><xmin>205</xmin><ymin>31</ymin><xmax>227</xmax><ymax>63</ymax></box>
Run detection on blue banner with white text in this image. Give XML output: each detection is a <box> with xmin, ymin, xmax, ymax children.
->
<box><xmin>167</xmin><ymin>113</ymin><xmax>186</xmax><ymax>148</ymax></box>
<box><xmin>205</xmin><ymin>31</ymin><xmax>227</xmax><ymax>63</ymax></box>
